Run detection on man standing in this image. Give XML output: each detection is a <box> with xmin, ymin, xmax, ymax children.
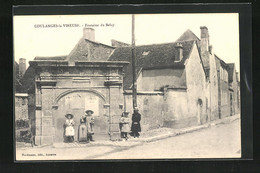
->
<box><xmin>85</xmin><ymin>110</ymin><xmax>95</xmax><ymax>142</ymax></box>
<box><xmin>80</xmin><ymin>110</ymin><xmax>95</xmax><ymax>142</ymax></box>
<box><xmin>131</xmin><ymin>107</ymin><xmax>141</xmax><ymax>138</ymax></box>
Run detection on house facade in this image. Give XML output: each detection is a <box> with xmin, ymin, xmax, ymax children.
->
<box><xmin>109</xmin><ymin>39</ymin><xmax>208</xmax><ymax>129</ymax></box>
<box><xmin>110</xmin><ymin>26</ymin><xmax>240</xmax><ymax>130</ymax></box>
<box><xmin>16</xmin><ymin>27</ymin><xmax>240</xmax><ymax>145</ymax></box>
<box><xmin>20</xmin><ymin>28</ymin><xmax>129</xmax><ymax>145</ymax></box>
<box><xmin>228</xmin><ymin>63</ymin><xmax>240</xmax><ymax>115</ymax></box>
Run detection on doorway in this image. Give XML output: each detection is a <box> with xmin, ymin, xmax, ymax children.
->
<box><xmin>197</xmin><ymin>99</ymin><xmax>203</xmax><ymax>124</ymax></box>
<box><xmin>53</xmin><ymin>91</ymin><xmax>109</xmax><ymax>143</ymax></box>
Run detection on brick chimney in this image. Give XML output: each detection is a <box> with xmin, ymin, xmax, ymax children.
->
<box><xmin>19</xmin><ymin>58</ymin><xmax>26</xmax><ymax>77</ymax></box>
<box><xmin>200</xmin><ymin>26</ymin><xmax>210</xmax><ymax>53</ymax></box>
<box><xmin>175</xmin><ymin>42</ymin><xmax>183</xmax><ymax>62</ymax></box>
<box><xmin>83</xmin><ymin>28</ymin><xmax>95</xmax><ymax>41</ymax></box>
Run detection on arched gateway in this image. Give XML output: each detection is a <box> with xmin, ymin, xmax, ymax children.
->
<box><xmin>53</xmin><ymin>90</ymin><xmax>108</xmax><ymax>142</ymax></box>
<box><xmin>31</xmin><ymin>60</ymin><xmax>129</xmax><ymax>146</ymax></box>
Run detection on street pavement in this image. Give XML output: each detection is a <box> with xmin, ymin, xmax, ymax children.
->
<box><xmin>16</xmin><ymin>116</ymin><xmax>241</xmax><ymax>160</ymax></box>
<box><xmin>93</xmin><ymin>118</ymin><xmax>241</xmax><ymax>159</ymax></box>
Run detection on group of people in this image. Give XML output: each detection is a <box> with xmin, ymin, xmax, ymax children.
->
<box><xmin>64</xmin><ymin>110</ymin><xmax>95</xmax><ymax>143</ymax></box>
<box><xmin>63</xmin><ymin>107</ymin><xmax>142</xmax><ymax>143</ymax></box>
<box><xmin>119</xmin><ymin>107</ymin><xmax>141</xmax><ymax>140</ymax></box>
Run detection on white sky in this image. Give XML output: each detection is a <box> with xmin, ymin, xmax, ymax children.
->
<box><xmin>13</xmin><ymin>13</ymin><xmax>240</xmax><ymax>73</ymax></box>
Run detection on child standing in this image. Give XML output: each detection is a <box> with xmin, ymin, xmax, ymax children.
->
<box><xmin>120</xmin><ymin>111</ymin><xmax>130</xmax><ymax>140</ymax></box>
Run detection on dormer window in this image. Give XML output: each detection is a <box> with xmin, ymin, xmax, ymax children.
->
<box><xmin>142</xmin><ymin>51</ymin><xmax>150</xmax><ymax>56</ymax></box>
<box><xmin>175</xmin><ymin>43</ymin><xmax>183</xmax><ymax>62</ymax></box>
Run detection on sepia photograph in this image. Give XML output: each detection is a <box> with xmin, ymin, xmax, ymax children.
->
<box><xmin>14</xmin><ymin>13</ymin><xmax>241</xmax><ymax>160</ymax></box>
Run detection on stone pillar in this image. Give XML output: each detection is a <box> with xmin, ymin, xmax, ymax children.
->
<box><xmin>34</xmin><ymin>84</ymin><xmax>42</xmax><ymax>145</ymax></box>
<box><xmin>105</xmin><ymin>79</ymin><xmax>124</xmax><ymax>141</ymax></box>
<box><xmin>35</xmin><ymin>81</ymin><xmax>56</xmax><ymax>145</ymax></box>
<box><xmin>109</xmin><ymin>86</ymin><xmax>124</xmax><ymax>140</ymax></box>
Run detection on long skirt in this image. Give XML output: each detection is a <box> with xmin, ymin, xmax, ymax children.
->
<box><xmin>78</xmin><ymin>124</ymin><xmax>88</xmax><ymax>142</ymax></box>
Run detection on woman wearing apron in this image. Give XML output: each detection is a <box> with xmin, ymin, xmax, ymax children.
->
<box><xmin>64</xmin><ymin>114</ymin><xmax>75</xmax><ymax>143</ymax></box>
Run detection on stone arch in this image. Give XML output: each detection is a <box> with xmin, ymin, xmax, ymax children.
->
<box><xmin>52</xmin><ymin>89</ymin><xmax>109</xmax><ymax>142</ymax></box>
<box><xmin>53</xmin><ymin>89</ymin><xmax>107</xmax><ymax>107</ymax></box>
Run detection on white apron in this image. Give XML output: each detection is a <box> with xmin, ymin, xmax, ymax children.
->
<box><xmin>65</xmin><ymin>119</ymin><xmax>75</xmax><ymax>136</ymax></box>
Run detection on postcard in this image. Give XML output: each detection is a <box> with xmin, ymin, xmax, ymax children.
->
<box><xmin>14</xmin><ymin>12</ymin><xmax>241</xmax><ymax>161</ymax></box>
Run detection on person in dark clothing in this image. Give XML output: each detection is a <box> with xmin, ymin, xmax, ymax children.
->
<box><xmin>131</xmin><ymin>107</ymin><xmax>141</xmax><ymax>138</ymax></box>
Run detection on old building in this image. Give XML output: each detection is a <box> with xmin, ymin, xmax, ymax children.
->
<box><xmin>177</xmin><ymin>27</ymin><xmax>220</xmax><ymax>121</ymax></box>
<box><xmin>110</xmin><ymin>26</ymin><xmax>240</xmax><ymax>130</ymax></box>
<box><xmin>15</xmin><ymin>93</ymin><xmax>29</xmax><ymax>120</ymax></box>
<box><xmin>21</xmin><ymin>28</ymin><xmax>129</xmax><ymax>145</ymax></box>
<box><xmin>17</xmin><ymin>26</ymin><xmax>240</xmax><ymax>145</ymax></box>
<box><xmin>175</xmin><ymin>26</ymin><xmax>241</xmax><ymax>120</ymax></box>
<box><xmin>15</xmin><ymin>59</ymin><xmax>29</xmax><ymax>120</ymax></box>
<box><xmin>109</xmin><ymin>39</ymin><xmax>208</xmax><ymax>129</ymax></box>
<box><xmin>227</xmin><ymin>63</ymin><xmax>240</xmax><ymax>115</ymax></box>
<box><xmin>215</xmin><ymin>55</ymin><xmax>230</xmax><ymax>119</ymax></box>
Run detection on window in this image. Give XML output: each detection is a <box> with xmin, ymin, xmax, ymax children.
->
<box><xmin>142</xmin><ymin>51</ymin><xmax>150</xmax><ymax>56</ymax></box>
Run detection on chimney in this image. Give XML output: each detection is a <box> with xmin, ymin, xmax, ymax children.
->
<box><xmin>83</xmin><ymin>28</ymin><xmax>95</xmax><ymax>41</ymax></box>
<box><xmin>175</xmin><ymin>42</ymin><xmax>183</xmax><ymax>62</ymax></box>
<box><xmin>200</xmin><ymin>26</ymin><xmax>209</xmax><ymax>39</ymax></box>
<box><xmin>200</xmin><ymin>26</ymin><xmax>210</xmax><ymax>52</ymax></box>
<box><xmin>19</xmin><ymin>58</ymin><xmax>26</xmax><ymax>77</ymax></box>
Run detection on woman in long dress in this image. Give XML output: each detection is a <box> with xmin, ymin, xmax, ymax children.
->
<box><xmin>80</xmin><ymin>110</ymin><xmax>95</xmax><ymax>142</ymax></box>
<box><xmin>78</xmin><ymin>117</ymin><xmax>88</xmax><ymax>143</ymax></box>
<box><xmin>64</xmin><ymin>114</ymin><xmax>75</xmax><ymax>143</ymax></box>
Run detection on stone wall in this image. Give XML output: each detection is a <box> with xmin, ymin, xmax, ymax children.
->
<box><xmin>220</xmin><ymin>81</ymin><xmax>230</xmax><ymax>118</ymax></box>
<box><xmin>124</xmin><ymin>92</ymin><xmax>164</xmax><ymax>131</ymax></box>
<box><xmin>185</xmin><ymin>43</ymin><xmax>207</xmax><ymax>124</ymax></box>
<box><xmin>163</xmin><ymin>89</ymin><xmax>198</xmax><ymax>128</ymax></box>
<box><xmin>15</xmin><ymin>93</ymin><xmax>29</xmax><ymax>120</ymax></box>
<box><xmin>141</xmin><ymin>68</ymin><xmax>186</xmax><ymax>91</ymax></box>
<box><xmin>124</xmin><ymin>89</ymin><xmax>200</xmax><ymax>130</ymax></box>
<box><xmin>230</xmin><ymin>66</ymin><xmax>240</xmax><ymax>115</ymax></box>
<box><xmin>209</xmin><ymin>53</ymin><xmax>219</xmax><ymax>121</ymax></box>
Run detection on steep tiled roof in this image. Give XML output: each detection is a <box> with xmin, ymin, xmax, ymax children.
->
<box><xmin>215</xmin><ymin>55</ymin><xmax>229</xmax><ymax>70</ymax></box>
<box><xmin>66</xmin><ymin>38</ymin><xmax>115</xmax><ymax>62</ymax></box>
<box><xmin>20</xmin><ymin>66</ymin><xmax>36</xmax><ymax>93</ymax></box>
<box><xmin>227</xmin><ymin>63</ymin><xmax>235</xmax><ymax>83</ymax></box>
<box><xmin>176</xmin><ymin>29</ymin><xmax>200</xmax><ymax>42</ymax></box>
<box><xmin>108</xmin><ymin>40</ymin><xmax>195</xmax><ymax>90</ymax></box>
<box><xmin>111</xmin><ymin>39</ymin><xmax>130</xmax><ymax>47</ymax></box>
<box><xmin>175</xmin><ymin>29</ymin><xmax>210</xmax><ymax>77</ymax></box>
<box><xmin>14</xmin><ymin>62</ymin><xmax>35</xmax><ymax>93</ymax></box>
